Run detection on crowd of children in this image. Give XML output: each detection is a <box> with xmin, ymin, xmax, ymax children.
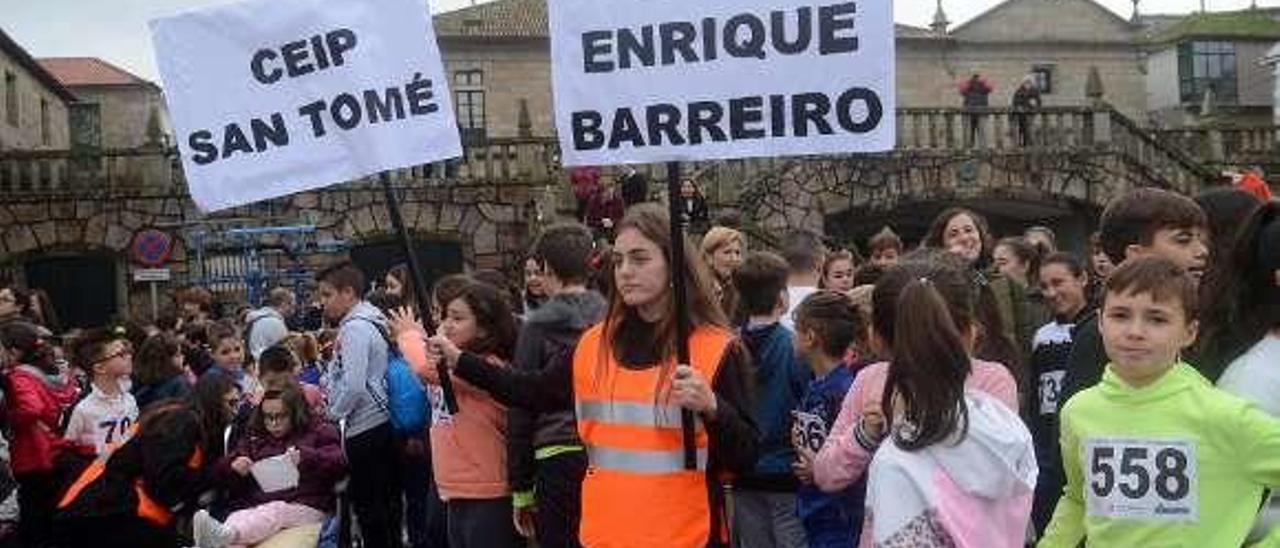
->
<box><xmin>0</xmin><ymin>177</ymin><xmax>1277</xmax><ymax>547</ymax></box>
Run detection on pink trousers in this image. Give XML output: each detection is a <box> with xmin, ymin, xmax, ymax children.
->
<box><xmin>226</xmin><ymin>501</ymin><xmax>326</xmax><ymax>546</ymax></box>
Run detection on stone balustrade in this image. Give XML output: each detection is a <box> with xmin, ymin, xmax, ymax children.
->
<box><xmin>1155</xmin><ymin>126</ymin><xmax>1280</xmax><ymax>169</ymax></box>
<box><xmin>0</xmin><ymin>106</ymin><xmax>1265</xmax><ymax>200</ymax></box>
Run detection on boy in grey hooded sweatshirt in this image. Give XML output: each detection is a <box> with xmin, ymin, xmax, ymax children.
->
<box><xmin>318</xmin><ymin>262</ymin><xmax>402</xmax><ymax>548</ymax></box>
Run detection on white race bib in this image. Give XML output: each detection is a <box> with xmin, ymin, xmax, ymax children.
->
<box><xmin>1038</xmin><ymin>371</ymin><xmax>1066</xmax><ymax>415</ymax></box>
<box><xmin>94</xmin><ymin>415</ymin><xmax>135</xmax><ymax>455</ymax></box>
<box><xmin>428</xmin><ymin>385</ymin><xmax>452</xmax><ymax>425</ymax></box>
<box><xmin>791</xmin><ymin>410</ymin><xmax>829</xmax><ymax>454</ymax></box>
<box><xmin>1084</xmin><ymin>437</ymin><xmax>1198</xmax><ymax>522</ymax></box>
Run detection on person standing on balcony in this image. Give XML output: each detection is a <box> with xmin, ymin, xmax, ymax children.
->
<box><xmin>1012</xmin><ymin>74</ymin><xmax>1043</xmax><ymax>146</ymax></box>
<box><xmin>959</xmin><ymin>73</ymin><xmax>993</xmax><ymax>147</ymax></box>
<box><xmin>569</xmin><ymin>165</ymin><xmax>601</xmax><ymax>223</ymax></box>
<box><xmin>678</xmin><ymin>179</ymin><xmax>710</xmax><ymax>235</ymax></box>
<box><xmin>586</xmin><ymin>177</ymin><xmax>626</xmax><ymax>242</ymax></box>
<box><xmin>619</xmin><ymin>167</ymin><xmax>649</xmax><ymax>207</ymax></box>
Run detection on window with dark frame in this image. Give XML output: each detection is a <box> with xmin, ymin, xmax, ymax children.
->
<box><xmin>4</xmin><ymin>72</ymin><xmax>16</xmax><ymax>127</ymax></box>
<box><xmin>40</xmin><ymin>99</ymin><xmax>49</xmax><ymax>145</ymax></box>
<box><xmin>1032</xmin><ymin>66</ymin><xmax>1054</xmax><ymax>94</ymax></box>
<box><xmin>1178</xmin><ymin>41</ymin><xmax>1238</xmax><ymax>105</ymax></box>
<box><xmin>453</xmin><ymin>69</ymin><xmax>486</xmax><ymax>145</ymax></box>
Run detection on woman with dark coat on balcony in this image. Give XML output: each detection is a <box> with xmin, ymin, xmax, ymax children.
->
<box><xmin>1012</xmin><ymin>74</ymin><xmax>1043</xmax><ymax>146</ymax></box>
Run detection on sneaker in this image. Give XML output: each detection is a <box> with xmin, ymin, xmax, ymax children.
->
<box><xmin>193</xmin><ymin>509</ymin><xmax>236</xmax><ymax>548</ymax></box>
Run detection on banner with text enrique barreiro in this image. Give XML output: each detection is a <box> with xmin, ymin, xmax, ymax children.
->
<box><xmin>150</xmin><ymin>0</ymin><xmax>462</xmax><ymax>212</ymax></box>
<box><xmin>550</xmin><ymin>0</ymin><xmax>896</xmax><ymax>166</ymax></box>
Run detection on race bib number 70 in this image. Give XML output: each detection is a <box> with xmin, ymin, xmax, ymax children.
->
<box><xmin>1084</xmin><ymin>438</ymin><xmax>1197</xmax><ymax>522</ymax></box>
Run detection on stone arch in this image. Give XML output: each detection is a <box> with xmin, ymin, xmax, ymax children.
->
<box><xmin>348</xmin><ymin>233</ymin><xmax>466</xmax><ymax>294</ymax></box>
<box><xmin>735</xmin><ymin>149</ymin><xmax>1169</xmax><ymax>249</ymax></box>
<box><xmin>6</xmin><ymin>244</ymin><xmax>127</xmax><ymax>330</ymax></box>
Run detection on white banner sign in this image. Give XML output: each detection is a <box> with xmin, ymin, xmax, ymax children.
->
<box><xmin>550</xmin><ymin>0</ymin><xmax>896</xmax><ymax>166</ymax></box>
<box><xmin>151</xmin><ymin>0</ymin><xmax>462</xmax><ymax>212</ymax></box>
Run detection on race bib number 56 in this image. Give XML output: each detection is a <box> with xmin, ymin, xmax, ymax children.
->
<box><xmin>1084</xmin><ymin>438</ymin><xmax>1197</xmax><ymax>522</ymax></box>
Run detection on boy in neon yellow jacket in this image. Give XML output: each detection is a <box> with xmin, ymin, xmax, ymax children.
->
<box><xmin>1040</xmin><ymin>257</ymin><xmax>1280</xmax><ymax>548</ymax></box>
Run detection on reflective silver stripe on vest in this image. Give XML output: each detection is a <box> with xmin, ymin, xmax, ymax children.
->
<box><xmin>587</xmin><ymin>445</ymin><xmax>709</xmax><ymax>473</ymax></box>
<box><xmin>576</xmin><ymin>400</ymin><xmax>687</xmax><ymax>429</ymax></box>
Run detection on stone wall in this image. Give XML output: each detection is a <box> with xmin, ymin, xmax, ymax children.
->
<box><xmin>441</xmin><ymin>38</ymin><xmax>555</xmax><ymax>139</ymax></box>
<box><xmin>1146</xmin><ymin>47</ymin><xmax>1181</xmax><ymax>114</ymax></box>
<box><xmin>65</xmin><ymin>85</ymin><xmax>168</xmax><ymax>149</ymax></box>
<box><xmin>0</xmin><ymin>179</ymin><xmax>550</xmax><ymax>320</ymax></box>
<box><xmin>438</xmin><ymin>14</ymin><xmax>1152</xmax><ymax>140</ymax></box>
<box><xmin>0</xmin><ymin>53</ymin><xmax>70</xmax><ymax>150</ymax></box>
<box><xmin>1273</xmin><ymin>53</ymin><xmax>1280</xmax><ymax>125</ymax></box>
<box><xmin>729</xmin><ymin>147</ymin><xmax>1179</xmax><ymax>251</ymax></box>
<box><xmin>1238</xmin><ymin>41</ymin><xmax>1280</xmax><ymax>108</ymax></box>
<box><xmin>936</xmin><ymin>43</ymin><xmax>1147</xmax><ymax>119</ymax></box>
<box><xmin>949</xmin><ymin>0</ymin><xmax>1137</xmax><ymax>45</ymax></box>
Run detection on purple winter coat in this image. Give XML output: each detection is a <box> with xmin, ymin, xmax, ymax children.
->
<box><xmin>216</xmin><ymin>419</ymin><xmax>346</xmax><ymax>513</ymax></box>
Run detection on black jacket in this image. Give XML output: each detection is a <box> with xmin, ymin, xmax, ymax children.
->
<box><xmin>680</xmin><ymin>196</ymin><xmax>710</xmax><ymax>232</ymax></box>
<box><xmin>133</xmin><ymin>376</ymin><xmax>192</xmax><ymax>413</ymax></box>
<box><xmin>506</xmin><ymin>291</ymin><xmax>606</xmax><ymax>492</ymax></box>
<box><xmin>1059</xmin><ymin>313</ymin><xmax>1103</xmax><ymax>405</ymax></box>
<box><xmin>56</xmin><ymin>404</ymin><xmax>207</xmax><ymax>523</ymax></box>
<box><xmin>1012</xmin><ymin>86</ymin><xmax>1042</xmax><ymax>110</ymax></box>
<box><xmin>620</xmin><ymin>172</ymin><xmax>649</xmax><ymax>206</ymax></box>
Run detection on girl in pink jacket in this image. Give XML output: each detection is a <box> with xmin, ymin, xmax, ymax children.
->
<box><xmin>390</xmin><ymin>280</ymin><xmax>522</xmax><ymax>548</ymax></box>
<box><xmin>813</xmin><ymin>251</ymin><xmax>1032</xmax><ymax>547</ymax></box>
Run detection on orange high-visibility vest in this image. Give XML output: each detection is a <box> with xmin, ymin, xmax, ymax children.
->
<box><xmin>58</xmin><ymin>416</ymin><xmax>204</xmax><ymax>526</ymax></box>
<box><xmin>573</xmin><ymin>323</ymin><xmax>733</xmax><ymax>548</ymax></box>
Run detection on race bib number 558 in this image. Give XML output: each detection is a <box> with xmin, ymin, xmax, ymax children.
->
<box><xmin>1084</xmin><ymin>438</ymin><xmax>1197</xmax><ymax>522</ymax></box>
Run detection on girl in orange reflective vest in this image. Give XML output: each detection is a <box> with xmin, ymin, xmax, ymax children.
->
<box><xmin>434</xmin><ymin>204</ymin><xmax>759</xmax><ymax>547</ymax></box>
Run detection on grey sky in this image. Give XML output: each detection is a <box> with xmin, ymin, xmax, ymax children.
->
<box><xmin>4</xmin><ymin>0</ymin><xmax>1278</xmax><ymax>84</ymax></box>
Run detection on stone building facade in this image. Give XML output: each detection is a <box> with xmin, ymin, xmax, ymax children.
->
<box><xmin>898</xmin><ymin>0</ymin><xmax>1148</xmax><ymax>117</ymax></box>
<box><xmin>435</xmin><ymin>0</ymin><xmax>553</xmax><ymax>139</ymax></box>
<box><xmin>37</xmin><ymin>58</ymin><xmax>170</xmax><ymax>149</ymax></box>
<box><xmin>0</xmin><ymin>29</ymin><xmax>73</xmax><ymax>150</ymax></box>
<box><xmin>1142</xmin><ymin>10</ymin><xmax>1280</xmax><ymax>127</ymax></box>
<box><xmin>1269</xmin><ymin>43</ymin><xmax>1280</xmax><ymax>124</ymax></box>
<box><xmin>432</xmin><ymin>0</ymin><xmax>1156</xmax><ymax>141</ymax></box>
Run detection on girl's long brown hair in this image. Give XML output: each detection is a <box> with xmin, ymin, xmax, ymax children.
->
<box><xmin>874</xmin><ymin>251</ymin><xmax>974</xmax><ymax>451</ymax></box>
<box><xmin>600</xmin><ymin>204</ymin><xmax>726</xmax><ymax>398</ymax></box>
<box><xmin>1197</xmin><ymin>202</ymin><xmax>1280</xmax><ymax>380</ymax></box>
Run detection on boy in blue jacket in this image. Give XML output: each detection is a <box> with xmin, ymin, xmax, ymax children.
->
<box><xmin>731</xmin><ymin>251</ymin><xmax>812</xmax><ymax>548</ymax></box>
<box><xmin>791</xmin><ymin>291</ymin><xmax>864</xmax><ymax>547</ymax></box>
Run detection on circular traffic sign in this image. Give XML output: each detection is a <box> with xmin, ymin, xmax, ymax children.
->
<box><xmin>130</xmin><ymin>229</ymin><xmax>175</xmax><ymax>267</ymax></box>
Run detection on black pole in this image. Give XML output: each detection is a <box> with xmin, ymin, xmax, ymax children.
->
<box><xmin>380</xmin><ymin>171</ymin><xmax>459</xmax><ymax>414</ymax></box>
<box><xmin>665</xmin><ymin>161</ymin><xmax>697</xmax><ymax>471</ymax></box>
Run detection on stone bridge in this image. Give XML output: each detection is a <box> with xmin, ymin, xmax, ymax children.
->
<box><xmin>0</xmin><ymin>105</ymin><xmax>1273</xmax><ymax>323</ymax></box>
<box><xmin>710</xmin><ymin>105</ymin><xmax>1261</xmax><ymax>246</ymax></box>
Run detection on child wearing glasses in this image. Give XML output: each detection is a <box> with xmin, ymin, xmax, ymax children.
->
<box><xmin>194</xmin><ymin>382</ymin><xmax>346</xmax><ymax>548</ymax></box>
<box><xmin>65</xmin><ymin>328</ymin><xmax>139</xmax><ymax>457</ymax></box>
